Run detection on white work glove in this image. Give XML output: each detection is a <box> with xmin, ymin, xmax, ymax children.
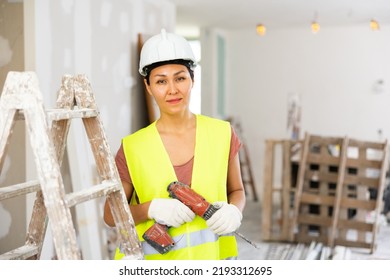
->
<box><xmin>206</xmin><ymin>202</ymin><xmax>243</xmax><ymax>235</ymax></box>
<box><xmin>148</xmin><ymin>198</ymin><xmax>195</xmax><ymax>228</ymax></box>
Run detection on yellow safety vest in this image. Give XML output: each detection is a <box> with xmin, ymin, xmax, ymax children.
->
<box><xmin>114</xmin><ymin>114</ymin><xmax>238</xmax><ymax>260</ymax></box>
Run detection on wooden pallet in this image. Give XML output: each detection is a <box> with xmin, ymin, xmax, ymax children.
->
<box><xmin>289</xmin><ymin>133</ymin><xmax>388</xmax><ymax>253</ymax></box>
<box><xmin>331</xmin><ymin>138</ymin><xmax>388</xmax><ymax>252</ymax></box>
<box><xmin>290</xmin><ymin>134</ymin><xmax>347</xmax><ymax>245</ymax></box>
<box><xmin>0</xmin><ymin>72</ymin><xmax>143</xmax><ymax>259</ymax></box>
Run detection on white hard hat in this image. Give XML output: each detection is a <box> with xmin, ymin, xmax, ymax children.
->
<box><xmin>139</xmin><ymin>29</ymin><xmax>197</xmax><ymax>76</ymax></box>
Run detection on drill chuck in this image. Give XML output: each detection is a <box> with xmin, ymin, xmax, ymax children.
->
<box><xmin>202</xmin><ymin>204</ymin><xmax>218</xmax><ymax>220</ymax></box>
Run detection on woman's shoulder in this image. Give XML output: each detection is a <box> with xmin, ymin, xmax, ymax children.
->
<box><xmin>197</xmin><ymin>114</ymin><xmax>230</xmax><ymax>126</ymax></box>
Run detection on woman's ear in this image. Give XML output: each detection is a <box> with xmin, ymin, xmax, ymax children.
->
<box><xmin>143</xmin><ymin>78</ymin><xmax>153</xmax><ymax>96</ymax></box>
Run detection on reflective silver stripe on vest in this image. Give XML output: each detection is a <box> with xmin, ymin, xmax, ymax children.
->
<box><xmin>141</xmin><ymin>228</ymin><xmax>234</xmax><ymax>255</ymax></box>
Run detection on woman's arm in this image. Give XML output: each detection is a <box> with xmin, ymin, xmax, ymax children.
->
<box><xmin>103</xmin><ymin>180</ymin><xmax>151</xmax><ymax>227</ymax></box>
<box><xmin>226</xmin><ymin>153</ymin><xmax>246</xmax><ymax>212</ymax></box>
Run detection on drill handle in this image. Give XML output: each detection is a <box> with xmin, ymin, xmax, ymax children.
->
<box><xmin>167</xmin><ymin>181</ymin><xmax>219</xmax><ymax>220</ymax></box>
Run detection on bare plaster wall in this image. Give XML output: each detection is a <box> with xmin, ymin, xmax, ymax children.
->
<box><xmin>0</xmin><ymin>0</ymin><xmax>26</xmax><ymax>255</ymax></box>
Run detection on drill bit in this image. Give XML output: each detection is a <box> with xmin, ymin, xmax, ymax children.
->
<box><xmin>235</xmin><ymin>231</ymin><xmax>261</xmax><ymax>249</ymax></box>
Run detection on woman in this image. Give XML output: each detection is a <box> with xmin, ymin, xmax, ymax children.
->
<box><xmin>104</xmin><ymin>29</ymin><xmax>245</xmax><ymax>260</ymax></box>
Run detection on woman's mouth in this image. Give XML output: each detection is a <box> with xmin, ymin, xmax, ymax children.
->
<box><xmin>167</xmin><ymin>98</ymin><xmax>182</xmax><ymax>105</ymax></box>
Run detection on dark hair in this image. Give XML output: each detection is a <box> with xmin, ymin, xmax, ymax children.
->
<box><xmin>144</xmin><ymin>59</ymin><xmax>195</xmax><ymax>85</ymax></box>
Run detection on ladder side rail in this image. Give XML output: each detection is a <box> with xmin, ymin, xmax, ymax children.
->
<box><xmin>24</xmin><ymin>82</ymin><xmax>74</xmax><ymax>259</ymax></box>
<box><xmin>25</xmin><ymin>191</ymin><xmax>47</xmax><ymax>259</ymax></box>
<box><xmin>0</xmin><ymin>109</ymin><xmax>17</xmax><ymax>172</ymax></box>
<box><xmin>50</xmin><ymin>74</ymin><xmax>75</xmax><ymax>165</ymax></box>
<box><xmin>74</xmin><ymin>76</ymin><xmax>117</xmax><ymax>180</ymax></box>
<box><xmin>106</xmin><ymin>190</ymin><xmax>143</xmax><ymax>259</ymax></box>
<box><xmin>0</xmin><ymin>81</ymin><xmax>19</xmax><ymax>171</ymax></box>
<box><xmin>289</xmin><ymin>132</ymin><xmax>310</xmax><ymax>242</ymax></box>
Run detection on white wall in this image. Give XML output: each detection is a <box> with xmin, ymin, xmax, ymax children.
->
<box><xmin>225</xmin><ymin>24</ymin><xmax>390</xmax><ymax>199</ymax></box>
<box><xmin>200</xmin><ymin>27</ymin><xmax>230</xmax><ymax>119</ymax></box>
<box><xmin>199</xmin><ymin>28</ymin><xmax>217</xmax><ymax>117</ymax></box>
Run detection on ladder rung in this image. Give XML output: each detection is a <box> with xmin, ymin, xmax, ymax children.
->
<box><xmin>65</xmin><ymin>181</ymin><xmax>121</xmax><ymax>207</ymax></box>
<box><xmin>0</xmin><ymin>244</ymin><xmax>39</xmax><ymax>260</ymax></box>
<box><xmin>0</xmin><ymin>180</ymin><xmax>40</xmax><ymax>201</ymax></box>
<box><xmin>46</xmin><ymin>108</ymin><xmax>98</xmax><ymax>121</ymax></box>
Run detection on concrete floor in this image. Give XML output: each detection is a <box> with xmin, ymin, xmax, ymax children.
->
<box><xmin>236</xmin><ymin>198</ymin><xmax>390</xmax><ymax>260</ymax></box>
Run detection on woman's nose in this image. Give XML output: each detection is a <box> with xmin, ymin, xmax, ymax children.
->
<box><xmin>168</xmin><ymin>81</ymin><xmax>178</xmax><ymax>95</ymax></box>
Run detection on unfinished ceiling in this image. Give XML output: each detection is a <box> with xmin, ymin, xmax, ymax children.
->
<box><xmin>169</xmin><ymin>0</ymin><xmax>390</xmax><ymax>30</ymax></box>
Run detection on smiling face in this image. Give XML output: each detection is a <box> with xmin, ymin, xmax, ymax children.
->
<box><xmin>144</xmin><ymin>63</ymin><xmax>194</xmax><ymax>117</ymax></box>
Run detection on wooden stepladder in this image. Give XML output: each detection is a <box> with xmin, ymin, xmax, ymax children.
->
<box><xmin>232</xmin><ymin>120</ymin><xmax>258</xmax><ymax>201</ymax></box>
<box><xmin>0</xmin><ymin>71</ymin><xmax>143</xmax><ymax>260</ymax></box>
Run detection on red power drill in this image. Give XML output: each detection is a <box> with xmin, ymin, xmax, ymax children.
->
<box><xmin>142</xmin><ymin>181</ymin><xmax>219</xmax><ymax>254</ymax></box>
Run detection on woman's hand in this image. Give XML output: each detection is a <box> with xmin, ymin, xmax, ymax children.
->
<box><xmin>148</xmin><ymin>198</ymin><xmax>195</xmax><ymax>227</ymax></box>
<box><xmin>206</xmin><ymin>201</ymin><xmax>242</xmax><ymax>235</ymax></box>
